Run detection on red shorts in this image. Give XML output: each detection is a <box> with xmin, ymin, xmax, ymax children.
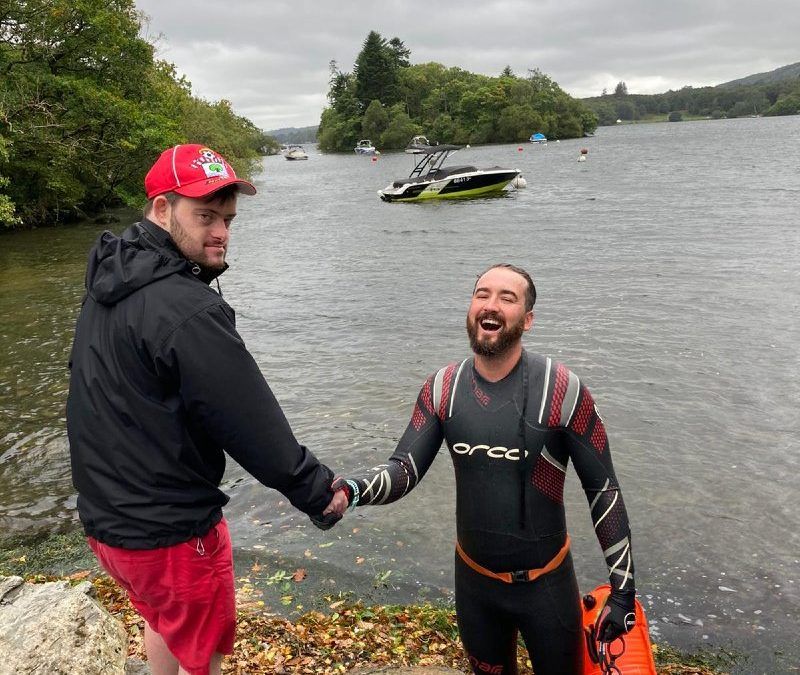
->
<box><xmin>88</xmin><ymin>518</ymin><xmax>235</xmax><ymax>675</ymax></box>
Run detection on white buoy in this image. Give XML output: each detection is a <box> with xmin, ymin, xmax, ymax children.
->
<box><xmin>511</xmin><ymin>175</ymin><xmax>527</xmax><ymax>189</ymax></box>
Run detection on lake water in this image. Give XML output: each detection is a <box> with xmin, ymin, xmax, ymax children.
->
<box><xmin>1</xmin><ymin>117</ymin><xmax>798</xmax><ymax>673</ymax></box>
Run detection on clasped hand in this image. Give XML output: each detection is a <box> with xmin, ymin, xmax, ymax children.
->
<box><xmin>308</xmin><ymin>477</ymin><xmax>351</xmax><ymax>530</ymax></box>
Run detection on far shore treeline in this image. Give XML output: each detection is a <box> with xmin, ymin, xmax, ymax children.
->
<box><xmin>0</xmin><ymin>0</ymin><xmax>280</xmax><ymax>230</ymax></box>
<box><xmin>318</xmin><ymin>31</ymin><xmax>598</xmax><ymax>153</ymax></box>
<box><xmin>584</xmin><ymin>70</ymin><xmax>800</xmax><ymax>124</ymax></box>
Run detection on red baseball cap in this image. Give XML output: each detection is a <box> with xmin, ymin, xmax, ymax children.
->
<box><xmin>144</xmin><ymin>144</ymin><xmax>257</xmax><ymax>199</ymax></box>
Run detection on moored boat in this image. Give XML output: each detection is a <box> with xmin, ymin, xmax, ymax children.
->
<box><xmin>378</xmin><ymin>144</ymin><xmax>521</xmax><ymax>203</ymax></box>
<box><xmin>284</xmin><ymin>145</ymin><xmax>308</xmax><ymax>160</ymax></box>
<box><xmin>354</xmin><ymin>139</ymin><xmax>378</xmax><ymax>155</ymax></box>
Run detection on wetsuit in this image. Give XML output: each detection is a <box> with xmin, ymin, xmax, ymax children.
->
<box><xmin>346</xmin><ymin>351</ymin><xmax>635</xmax><ymax>675</ymax></box>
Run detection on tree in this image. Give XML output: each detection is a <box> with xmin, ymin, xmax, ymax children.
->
<box><xmin>1</xmin><ymin>0</ymin><xmax>263</xmax><ymax>228</ymax></box>
<box><xmin>354</xmin><ymin>31</ymin><xmax>397</xmax><ymax>110</ymax></box>
<box><xmin>615</xmin><ymin>99</ymin><xmax>637</xmax><ymax>120</ymax></box>
<box><xmin>501</xmin><ymin>65</ymin><xmax>514</xmax><ymax>78</ymax></box>
<box><xmin>379</xmin><ymin>104</ymin><xmax>421</xmax><ymax>148</ymax></box>
<box><xmin>387</xmin><ymin>37</ymin><xmax>411</xmax><ymax>68</ymax></box>
<box><xmin>765</xmin><ymin>94</ymin><xmax>800</xmax><ymax>116</ymax></box>
<box><xmin>614</xmin><ymin>81</ymin><xmax>628</xmax><ymax>97</ymax></box>
<box><xmin>361</xmin><ymin>99</ymin><xmax>388</xmax><ymax>142</ymax></box>
<box><xmin>496</xmin><ymin>104</ymin><xmax>542</xmax><ymax>142</ymax></box>
<box><xmin>0</xmin><ymin>136</ymin><xmax>18</xmax><ymax>227</ymax></box>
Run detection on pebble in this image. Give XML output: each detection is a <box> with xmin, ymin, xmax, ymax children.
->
<box><xmin>718</xmin><ymin>585</ymin><xmax>737</xmax><ymax>592</ymax></box>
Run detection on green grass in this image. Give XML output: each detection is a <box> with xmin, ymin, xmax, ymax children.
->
<box><xmin>0</xmin><ymin>526</ymin><xmax>95</xmax><ymax>578</ymax></box>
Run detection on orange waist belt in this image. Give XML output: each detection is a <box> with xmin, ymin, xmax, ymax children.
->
<box><xmin>456</xmin><ymin>535</ymin><xmax>571</xmax><ymax>584</ymax></box>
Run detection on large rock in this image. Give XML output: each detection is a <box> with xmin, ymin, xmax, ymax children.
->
<box><xmin>0</xmin><ymin>575</ymin><xmax>127</xmax><ymax>675</ymax></box>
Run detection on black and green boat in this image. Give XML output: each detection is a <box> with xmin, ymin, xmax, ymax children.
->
<box><xmin>378</xmin><ymin>144</ymin><xmax>521</xmax><ymax>202</ymax></box>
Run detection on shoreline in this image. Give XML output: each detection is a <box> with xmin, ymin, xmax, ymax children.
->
<box><xmin>0</xmin><ymin>528</ymin><xmax>737</xmax><ymax>674</ymax></box>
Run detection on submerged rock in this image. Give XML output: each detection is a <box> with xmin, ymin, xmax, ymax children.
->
<box><xmin>0</xmin><ymin>575</ymin><xmax>127</xmax><ymax>674</ymax></box>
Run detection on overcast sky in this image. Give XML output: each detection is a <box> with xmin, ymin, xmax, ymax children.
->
<box><xmin>134</xmin><ymin>0</ymin><xmax>799</xmax><ymax>131</ymax></box>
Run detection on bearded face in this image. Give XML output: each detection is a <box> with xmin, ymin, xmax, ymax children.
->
<box><xmin>466</xmin><ymin>308</ymin><xmax>527</xmax><ymax>357</ymax></box>
<box><xmin>167</xmin><ymin>196</ymin><xmax>233</xmax><ymax>273</ymax></box>
<box><xmin>466</xmin><ymin>267</ymin><xmax>533</xmax><ymax>358</ymax></box>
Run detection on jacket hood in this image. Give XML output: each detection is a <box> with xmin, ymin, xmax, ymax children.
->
<box><xmin>86</xmin><ymin>219</ymin><xmax>190</xmax><ymax>305</ymax></box>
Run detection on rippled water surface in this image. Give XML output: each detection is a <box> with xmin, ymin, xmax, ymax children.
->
<box><xmin>1</xmin><ymin>117</ymin><xmax>798</xmax><ymax>672</ymax></box>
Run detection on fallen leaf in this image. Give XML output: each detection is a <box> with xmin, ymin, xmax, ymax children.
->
<box><xmin>292</xmin><ymin>568</ymin><xmax>307</xmax><ymax>582</ymax></box>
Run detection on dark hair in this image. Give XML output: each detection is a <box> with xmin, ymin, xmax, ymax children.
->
<box><xmin>474</xmin><ymin>263</ymin><xmax>537</xmax><ymax>310</ymax></box>
<box><xmin>143</xmin><ymin>184</ymin><xmax>241</xmax><ymax>219</ymax></box>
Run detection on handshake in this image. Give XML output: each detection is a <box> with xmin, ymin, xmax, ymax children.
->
<box><xmin>309</xmin><ymin>477</ymin><xmax>357</xmax><ymax>530</ymax></box>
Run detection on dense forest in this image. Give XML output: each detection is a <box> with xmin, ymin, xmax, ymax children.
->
<box><xmin>0</xmin><ymin>0</ymin><xmax>278</xmax><ymax>229</ymax></box>
<box><xmin>318</xmin><ymin>31</ymin><xmax>597</xmax><ymax>153</ymax></box>
<box><xmin>583</xmin><ymin>75</ymin><xmax>800</xmax><ymax>125</ymax></box>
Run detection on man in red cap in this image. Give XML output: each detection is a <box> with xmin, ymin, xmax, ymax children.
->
<box><xmin>67</xmin><ymin>144</ymin><xmax>347</xmax><ymax>675</ymax></box>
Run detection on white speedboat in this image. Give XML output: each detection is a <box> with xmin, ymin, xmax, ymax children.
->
<box><xmin>378</xmin><ymin>144</ymin><xmax>520</xmax><ymax>203</ymax></box>
<box><xmin>284</xmin><ymin>145</ymin><xmax>308</xmax><ymax>160</ymax></box>
<box><xmin>354</xmin><ymin>139</ymin><xmax>378</xmax><ymax>155</ymax></box>
<box><xmin>529</xmin><ymin>132</ymin><xmax>547</xmax><ymax>143</ymax></box>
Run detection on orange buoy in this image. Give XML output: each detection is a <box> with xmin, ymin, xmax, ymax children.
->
<box><xmin>518</xmin><ymin>146</ymin><xmax>523</xmax><ymax>152</ymax></box>
<box><xmin>371</xmin><ymin>156</ymin><xmax>377</xmax><ymax>162</ymax></box>
<box><xmin>580</xmin><ymin>148</ymin><xmax>589</xmax><ymax>155</ymax></box>
<box><xmin>581</xmin><ymin>584</ymin><xmax>656</xmax><ymax>675</ymax></box>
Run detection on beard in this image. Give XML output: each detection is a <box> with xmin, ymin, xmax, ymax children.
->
<box><xmin>170</xmin><ymin>212</ymin><xmax>226</xmax><ymax>272</ymax></box>
<box><xmin>466</xmin><ymin>311</ymin><xmax>527</xmax><ymax>357</ymax></box>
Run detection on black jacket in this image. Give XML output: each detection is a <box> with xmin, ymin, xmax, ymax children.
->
<box><xmin>66</xmin><ymin>218</ymin><xmax>334</xmax><ymax>549</ymax></box>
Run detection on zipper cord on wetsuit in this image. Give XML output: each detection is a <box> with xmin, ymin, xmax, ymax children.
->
<box><xmin>215</xmin><ymin>277</ymin><xmax>223</xmax><ymax>296</ymax></box>
<box><xmin>517</xmin><ymin>351</ymin><xmax>530</xmax><ymax>529</ymax></box>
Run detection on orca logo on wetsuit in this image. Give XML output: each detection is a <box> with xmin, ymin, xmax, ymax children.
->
<box><xmin>468</xmin><ymin>655</ymin><xmax>503</xmax><ymax>674</ymax></box>
<box><xmin>451</xmin><ymin>443</ymin><xmax>529</xmax><ymax>461</ymax></box>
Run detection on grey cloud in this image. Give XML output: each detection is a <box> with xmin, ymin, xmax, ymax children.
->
<box><xmin>135</xmin><ymin>0</ymin><xmax>800</xmax><ymax>128</ymax></box>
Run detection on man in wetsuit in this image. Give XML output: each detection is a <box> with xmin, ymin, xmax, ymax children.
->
<box><xmin>328</xmin><ymin>264</ymin><xmax>637</xmax><ymax>674</ymax></box>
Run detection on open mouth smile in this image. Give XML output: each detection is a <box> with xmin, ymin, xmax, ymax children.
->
<box><xmin>479</xmin><ymin>316</ymin><xmax>503</xmax><ymax>332</ymax></box>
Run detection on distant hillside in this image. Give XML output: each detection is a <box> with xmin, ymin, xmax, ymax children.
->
<box><xmin>266</xmin><ymin>125</ymin><xmax>318</xmax><ymax>144</ymax></box>
<box><xmin>582</xmin><ymin>61</ymin><xmax>800</xmax><ymax>125</ymax></box>
<box><xmin>719</xmin><ymin>61</ymin><xmax>800</xmax><ymax>88</ymax></box>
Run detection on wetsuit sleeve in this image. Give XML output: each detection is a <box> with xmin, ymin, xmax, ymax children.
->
<box><xmin>157</xmin><ymin>303</ymin><xmax>334</xmax><ymax>516</ymax></box>
<box><xmin>562</xmin><ymin>379</ymin><xmax>636</xmax><ymax>594</ymax></box>
<box><xmin>347</xmin><ymin>375</ymin><xmax>445</xmax><ymax>505</ymax></box>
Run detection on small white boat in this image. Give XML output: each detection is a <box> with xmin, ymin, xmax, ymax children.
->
<box><xmin>529</xmin><ymin>132</ymin><xmax>547</xmax><ymax>144</ymax></box>
<box><xmin>284</xmin><ymin>145</ymin><xmax>308</xmax><ymax>160</ymax></box>
<box><xmin>354</xmin><ymin>139</ymin><xmax>378</xmax><ymax>155</ymax></box>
